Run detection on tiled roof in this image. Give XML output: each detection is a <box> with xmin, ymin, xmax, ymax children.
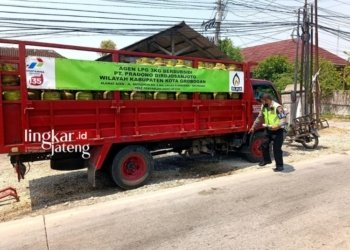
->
<box><xmin>0</xmin><ymin>47</ymin><xmax>64</xmax><ymax>58</ymax></box>
<box><xmin>242</xmin><ymin>39</ymin><xmax>348</xmax><ymax>66</ymax></box>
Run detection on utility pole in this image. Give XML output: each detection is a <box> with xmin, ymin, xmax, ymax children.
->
<box><xmin>293</xmin><ymin>9</ymin><xmax>301</xmax><ymax>94</ymax></box>
<box><xmin>299</xmin><ymin>0</ymin><xmax>312</xmax><ymax>116</ymax></box>
<box><xmin>299</xmin><ymin>6</ymin><xmax>305</xmax><ymax>116</ymax></box>
<box><xmin>310</xmin><ymin>4</ymin><xmax>314</xmax><ymax>114</ymax></box>
<box><xmin>314</xmin><ymin>0</ymin><xmax>320</xmax><ymax>122</ymax></box>
<box><xmin>214</xmin><ymin>0</ymin><xmax>223</xmax><ymax>45</ymax></box>
<box><xmin>304</xmin><ymin>2</ymin><xmax>310</xmax><ymax>116</ymax></box>
<box><xmin>291</xmin><ymin>8</ymin><xmax>301</xmax><ymax>122</ymax></box>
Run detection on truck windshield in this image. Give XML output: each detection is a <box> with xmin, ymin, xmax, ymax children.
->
<box><xmin>252</xmin><ymin>83</ymin><xmax>279</xmax><ymax>102</ymax></box>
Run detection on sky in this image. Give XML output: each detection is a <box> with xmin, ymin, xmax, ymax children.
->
<box><xmin>0</xmin><ymin>0</ymin><xmax>350</xmax><ymax>61</ymax></box>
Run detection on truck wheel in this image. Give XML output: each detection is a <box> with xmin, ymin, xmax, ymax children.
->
<box><xmin>111</xmin><ymin>146</ymin><xmax>154</xmax><ymax>189</ymax></box>
<box><xmin>244</xmin><ymin>132</ymin><xmax>265</xmax><ymax>163</ymax></box>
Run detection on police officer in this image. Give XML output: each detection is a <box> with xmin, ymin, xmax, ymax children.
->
<box><xmin>249</xmin><ymin>93</ymin><xmax>286</xmax><ymax>171</ymax></box>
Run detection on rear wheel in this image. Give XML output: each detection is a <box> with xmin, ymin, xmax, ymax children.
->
<box><xmin>111</xmin><ymin>146</ymin><xmax>154</xmax><ymax>189</ymax></box>
<box><xmin>244</xmin><ymin>132</ymin><xmax>265</xmax><ymax>163</ymax></box>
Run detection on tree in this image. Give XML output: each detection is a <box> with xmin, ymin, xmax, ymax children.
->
<box><xmin>218</xmin><ymin>38</ymin><xmax>243</xmax><ymax>62</ymax></box>
<box><xmin>342</xmin><ymin>64</ymin><xmax>350</xmax><ymax>90</ymax></box>
<box><xmin>99</xmin><ymin>40</ymin><xmax>117</xmax><ymax>56</ymax></box>
<box><xmin>273</xmin><ymin>73</ymin><xmax>294</xmax><ymax>92</ymax></box>
<box><xmin>318</xmin><ymin>58</ymin><xmax>343</xmax><ymax>98</ymax></box>
<box><xmin>253</xmin><ymin>55</ymin><xmax>294</xmax><ymax>91</ymax></box>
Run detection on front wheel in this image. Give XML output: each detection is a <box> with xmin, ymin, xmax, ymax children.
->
<box><xmin>243</xmin><ymin>132</ymin><xmax>265</xmax><ymax>163</ymax></box>
<box><xmin>301</xmin><ymin>133</ymin><xmax>319</xmax><ymax>149</ymax></box>
<box><xmin>111</xmin><ymin>146</ymin><xmax>154</xmax><ymax>189</ymax></box>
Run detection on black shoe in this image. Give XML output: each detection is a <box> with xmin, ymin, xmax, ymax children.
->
<box><xmin>259</xmin><ymin>161</ymin><xmax>272</xmax><ymax>166</ymax></box>
<box><xmin>273</xmin><ymin>167</ymin><xmax>284</xmax><ymax>172</ymax></box>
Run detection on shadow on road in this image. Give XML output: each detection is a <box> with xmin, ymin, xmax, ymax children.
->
<box><xmin>28</xmin><ymin>152</ymin><xmax>258</xmax><ymax>211</ymax></box>
<box><xmin>28</xmin><ymin>170</ymin><xmax>119</xmax><ymax>211</ymax></box>
<box><xmin>286</xmin><ymin>143</ymin><xmax>330</xmax><ymax>151</ymax></box>
<box><xmin>281</xmin><ymin>164</ymin><xmax>295</xmax><ymax>173</ymax></box>
<box><xmin>257</xmin><ymin>163</ymin><xmax>295</xmax><ymax>173</ymax></box>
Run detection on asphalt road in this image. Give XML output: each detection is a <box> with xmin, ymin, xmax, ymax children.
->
<box><xmin>1</xmin><ymin>152</ymin><xmax>350</xmax><ymax>250</ymax></box>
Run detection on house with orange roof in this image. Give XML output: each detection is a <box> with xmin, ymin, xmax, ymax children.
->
<box><xmin>242</xmin><ymin>39</ymin><xmax>347</xmax><ymax>67</ymax></box>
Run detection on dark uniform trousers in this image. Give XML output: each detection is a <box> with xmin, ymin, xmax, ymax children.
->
<box><xmin>261</xmin><ymin>128</ymin><xmax>284</xmax><ymax>167</ymax></box>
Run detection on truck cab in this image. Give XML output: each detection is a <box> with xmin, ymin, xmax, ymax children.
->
<box><xmin>252</xmin><ymin>79</ymin><xmax>281</xmax><ymax>103</ymax></box>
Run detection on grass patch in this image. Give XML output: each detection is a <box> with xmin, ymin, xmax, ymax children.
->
<box><xmin>321</xmin><ymin>113</ymin><xmax>350</xmax><ymax>120</ymax></box>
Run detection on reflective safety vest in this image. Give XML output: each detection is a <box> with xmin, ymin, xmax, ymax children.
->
<box><xmin>262</xmin><ymin>101</ymin><xmax>281</xmax><ymax>126</ymax></box>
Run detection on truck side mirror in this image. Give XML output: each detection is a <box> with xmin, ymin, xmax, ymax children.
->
<box><xmin>290</xmin><ymin>91</ymin><xmax>297</xmax><ymax>103</ymax></box>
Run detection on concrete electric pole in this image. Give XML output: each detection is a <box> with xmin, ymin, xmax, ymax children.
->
<box><xmin>214</xmin><ymin>0</ymin><xmax>223</xmax><ymax>45</ymax></box>
<box><xmin>314</xmin><ymin>0</ymin><xmax>320</xmax><ymax>121</ymax></box>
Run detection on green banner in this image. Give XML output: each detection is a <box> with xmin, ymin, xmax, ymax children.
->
<box><xmin>54</xmin><ymin>58</ymin><xmax>242</xmax><ymax>92</ymax></box>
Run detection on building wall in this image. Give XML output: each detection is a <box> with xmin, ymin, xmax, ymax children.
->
<box><xmin>321</xmin><ymin>91</ymin><xmax>350</xmax><ymax>116</ymax></box>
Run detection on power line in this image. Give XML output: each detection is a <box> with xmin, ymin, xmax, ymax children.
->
<box><xmin>0</xmin><ymin>4</ymin><xmax>209</xmax><ymax>20</ymax></box>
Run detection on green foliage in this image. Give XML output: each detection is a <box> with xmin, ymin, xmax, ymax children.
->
<box><xmin>273</xmin><ymin>73</ymin><xmax>294</xmax><ymax>92</ymax></box>
<box><xmin>321</xmin><ymin>113</ymin><xmax>350</xmax><ymax>120</ymax></box>
<box><xmin>253</xmin><ymin>55</ymin><xmax>294</xmax><ymax>91</ymax></box>
<box><xmin>218</xmin><ymin>38</ymin><xmax>243</xmax><ymax>62</ymax></box>
<box><xmin>99</xmin><ymin>40</ymin><xmax>117</xmax><ymax>55</ymax></box>
<box><xmin>343</xmin><ymin>64</ymin><xmax>350</xmax><ymax>90</ymax></box>
<box><xmin>318</xmin><ymin>58</ymin><xmax>343</xmax><ymax>98</ymax></box>
<box><xmin>252</xmin><ymin>55</ymin><xmax>345</xmax><ymax>96</ymax></box>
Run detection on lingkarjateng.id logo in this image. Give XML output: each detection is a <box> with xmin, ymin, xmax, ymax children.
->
<box><xmin>24</xmin><ymin>129</ymin><xmax>90</xmax><ymax>159</ymax></box>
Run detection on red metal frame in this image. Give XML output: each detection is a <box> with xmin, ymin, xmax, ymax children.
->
<box><xmin>0</xmin><ymin>187</ymin><xmax>19</xmax><ymax>202</ymax></box>
<box><xmin>0</xmin><ymin>38</ymin><xmax>256</xmax><ymax>166</ymax></box>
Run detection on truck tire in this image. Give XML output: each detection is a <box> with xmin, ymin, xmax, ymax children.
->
<box><xmin>244</xmin><ymin>132</ymin><xmax>265</xmax><ymax>163</ymax></box>
<box><xmin>111</xmin><ymin>146</ymin><xmax>154</xmax><ymax>189</ymax></box>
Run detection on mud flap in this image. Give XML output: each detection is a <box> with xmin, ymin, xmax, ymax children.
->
<box><xmin>86</xmin><ymin>143</ymin><xmax>112</xmax><ymax>187</ymax></box>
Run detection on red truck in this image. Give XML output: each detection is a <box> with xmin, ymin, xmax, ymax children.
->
<box><xmin>0</xmin><ymin>39</ymin><xmax>281</xmax><ymax>189</ymax></box>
